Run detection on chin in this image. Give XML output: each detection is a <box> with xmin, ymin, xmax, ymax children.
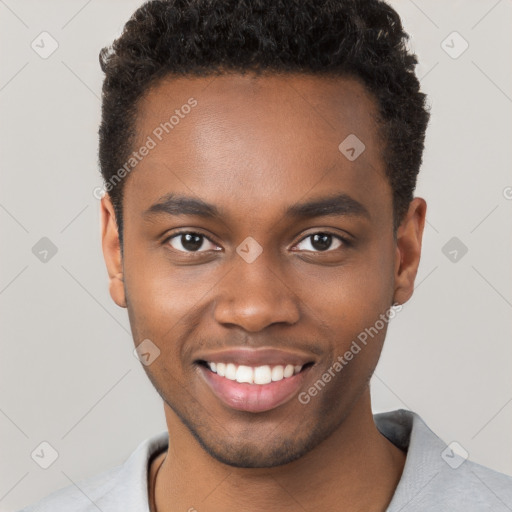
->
<box><xmin>187</xmin><ymin>420</ymin><xmax>327</xmax><ymax>468</ymax></box>
<box><xmin>200</xmin><ymin>440</ymin><xmax>311</xmax><ymax>468</ymax></box>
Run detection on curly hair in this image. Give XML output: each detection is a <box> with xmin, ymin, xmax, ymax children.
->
<box><xmin>98</xmin><ymin>0</ymin><xmax>430</xmax><ymax>249</ymax></box>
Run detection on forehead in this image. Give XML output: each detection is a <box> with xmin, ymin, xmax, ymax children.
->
<box><xmin>137</xmin><ymin>72</ymin><xmax>381</xmax><ymax>147</ymax></box>
<box><xmin>124</xmin><ymin>72</ymin><xmax>390</xmax><ymax>224</ymax></box>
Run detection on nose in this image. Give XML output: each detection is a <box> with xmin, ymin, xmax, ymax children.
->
<box><xmin>213</xmin><ymin>252</ymin><xmax>301</xmax><ymax>332</ymax></box>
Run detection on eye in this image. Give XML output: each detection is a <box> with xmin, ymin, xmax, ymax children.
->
<box><xmin>165</xmin><ymin>232</ymin><xmax>220</xmax><ymax>253</ymax></box>
<box><xmin>294</xmin><ymin>232</ymin><xmax>347</xmax><ymax>252</ymax></box>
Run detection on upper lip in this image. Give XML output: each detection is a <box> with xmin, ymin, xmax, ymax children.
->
<box><xmin>195</xmin><ymin>347</ymin><xmax>316</xmax><ymax>367</ymax></box>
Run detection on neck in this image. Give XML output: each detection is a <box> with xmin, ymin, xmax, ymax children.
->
<box><xmin>152</xmin><ymin>389</ymin><xmax>405</xmax><ymax>512</ymax></box>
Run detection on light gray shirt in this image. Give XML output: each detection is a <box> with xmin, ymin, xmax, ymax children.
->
<box><xmin>18</xmin><ymin>409</ymin><xmax>512</xmax><ymax>511</ymax></box>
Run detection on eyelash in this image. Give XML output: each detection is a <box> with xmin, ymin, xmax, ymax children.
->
<box><xmin>163</xmin><ymin>230</ymin><xmax>351</xmax><ymax>254</ymax></box>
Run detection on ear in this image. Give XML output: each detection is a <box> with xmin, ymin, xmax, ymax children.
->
<box><xmin>393</xmin><ymin>197</ymin><xmax>427</xmax><ymax>306</ymax></box>
<box><xmin>100</xmin><ymin>194</ymin><xmax>126</xmax><ymax>308</ymax></box>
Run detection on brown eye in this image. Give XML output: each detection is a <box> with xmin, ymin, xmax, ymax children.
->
<box><xmin>167</xmin><ymin>232</ymin><xmax>219</xmax><ymax>253</ymax></box>
<box><xmin>294</xmin><ymin>232</ymin><xmax>344</xmax><ymax>252</ymax></box>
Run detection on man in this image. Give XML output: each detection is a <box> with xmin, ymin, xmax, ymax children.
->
<box><xmin>20</xmin><ymin>0</ymin><xmax>512</xmax><ymax>511</ymax></box>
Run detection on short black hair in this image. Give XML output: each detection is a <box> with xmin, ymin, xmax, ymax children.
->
<box><xmin>98</xmin><ymin>0</ymin><xmax>430</xmax><ymax>250</ymax></box>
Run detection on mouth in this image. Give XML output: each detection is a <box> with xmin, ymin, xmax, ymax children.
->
<box><xmin>197</xmin><ymin>360</ymin><xmax>314</xmax><ymax>383</ymax></box>
<box><xmin>196</xmin><ymin>359</ymin><xmax>315</xmax><ymax>413</ymax></box>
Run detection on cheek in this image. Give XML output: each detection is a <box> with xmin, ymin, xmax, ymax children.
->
<box><xmin>124</xmin><ymin>238</ymin><xmax>191</xmax><ymax>313</ymax></box>
<box><xmin>291</xmin><ymin>241</ymin><xmax>396</xmax><ymax>380</ymax></box>
<box><xmin>122</xmin><ymin>245</ymin><xmax>225</xmax><ymax>355</ymax></box>
<box><xmin>298</xmin><ymin>246</ymin><xmax>395</xmax><ymax>329</ymax></box>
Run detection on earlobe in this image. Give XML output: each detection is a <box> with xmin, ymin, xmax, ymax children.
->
<box><xmin>393</xmin><ymin>197</ymin><xmax>427</xmax><ymax>306</ymax></box>
<box><xmin>109</xmin><ymin>273</ymin><xmax>126</xmax><ymax>309</ymax></box>
<box><xmin>100</xmin><ymin>194</ymin><xmax>127</xmax><ymax>308</ymax></box>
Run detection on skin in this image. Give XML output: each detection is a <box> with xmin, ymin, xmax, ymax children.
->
<box><xmin>100</xmin><ymin>73</ymin><xmax>426</xmax><ymax>512</ymax></box>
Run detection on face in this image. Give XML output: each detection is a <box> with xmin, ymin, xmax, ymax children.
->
<box><xmin>101</xmin><ymin>73</ymin><xmax>425</xmax><ymax>468</ymax></box>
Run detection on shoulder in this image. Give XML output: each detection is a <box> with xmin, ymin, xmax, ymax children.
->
<box><xmin>375</xmin><ymin>409</ymin><xmax>512</xmax><ymax>511</ymax></box>
<box><xmin>415</xmin><ymin>457</ymin><xmax>512</xmax><ymax>511</ymax></box>
<box><xmin>16</xmin><ymin>431</ymin><xmax>168</xmax><ymax>512</ymax></box>
<box><xmin>17</xmin><ymin>464</ymin><xmax>123</xmax><ymax>512</ymax></box>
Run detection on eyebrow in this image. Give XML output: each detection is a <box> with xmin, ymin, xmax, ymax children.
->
<box><xmin>286</xmin><ymin>193</ymin><xmax>370</xmax><ymax>220</ymax></box>
<box><xmin>143</xmin><ymin>194</ymin><xmax>220</xmax><ymax>219</ymax></box>
<box><xmin>142</xmin><ymin>192</ymin><xmax>370</xmax><ymax>221</ymax></box>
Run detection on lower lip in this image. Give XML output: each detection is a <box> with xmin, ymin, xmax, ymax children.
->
<box><xmin>198</xmin><ymin>364</ymin><xmax>312</xmax><ymax>413</ymax></box>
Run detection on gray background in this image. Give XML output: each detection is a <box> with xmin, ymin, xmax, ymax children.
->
<box><xmin>1</xmin><ymin>1</ymin><xmax>511</xmax><ymax>510</ymax></box>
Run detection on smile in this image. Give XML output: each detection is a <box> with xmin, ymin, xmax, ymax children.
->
<box><xmin>203</xmin><ymin>361</ymin><xmax>305</xmax><ymax>385</ymax></box>
<box><xmin>197</xmin><ymin>360</ymin><xmax>314</xmax><ymax>413</ymax></box>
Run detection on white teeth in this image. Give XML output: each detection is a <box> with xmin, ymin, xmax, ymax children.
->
<box><xmin>206</xmin><ymin>361</ymin><xmax>304</xmax><ymax>384</ymax></box>
<box><xmin>235</xmin><ymin>365</ymin><xmax>254</xmax><ymax>384</ymax></box>
<box><xmin>216</xmin><ymin>362</ymin><xmax>226</xmax><ymax>376</ymax></box>
<box><xmin>271</xmin><ymin>365</ymin><xmax>284</xmax><ymax>381</ymax></box>
<box><xmin>225</xmin><ymin>363</ymin><xmax>237</xmax><ymax>380</ymax></box>
<box><xmin>254</xmin><ymin>365</ymin><xmax>272</xmax><ymax>385</ymax></box>
<box><xmin>283</xmin><ymin>364</ymin><xmax>294</xmax><ymax>378</ymax></box>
